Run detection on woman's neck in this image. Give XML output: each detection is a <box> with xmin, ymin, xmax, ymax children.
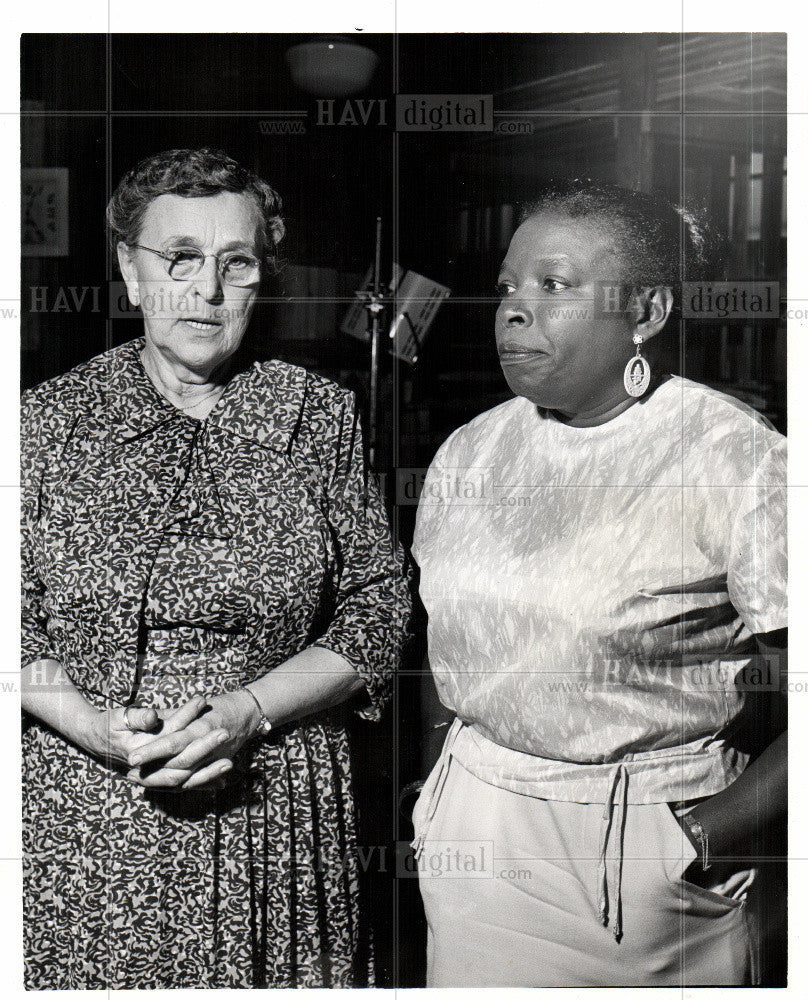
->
<box><xmin>549</xmin><ymin>374</ymin><xmax>667</xmax><ymax>428</ymax></box>
<box><xmin>140</xmin><ymin>342</ymin><xmax>230</xmax><ymax>418</ymax></box>
<box><xmin>551</xmin><ymin>395</ymin><xmax>638</xmax><ymax>428</ymax></box>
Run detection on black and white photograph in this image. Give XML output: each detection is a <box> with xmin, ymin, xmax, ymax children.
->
<box><xmin>7</xmin><ymin>2</ymin><xmax>806</xmax><ymax>994</ymax></box>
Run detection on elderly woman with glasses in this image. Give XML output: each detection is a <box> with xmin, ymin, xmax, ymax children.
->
<box><xmin>21</xmin><ymin>148</ymin><xmax>409</xmax><ymax>989</ymax></box>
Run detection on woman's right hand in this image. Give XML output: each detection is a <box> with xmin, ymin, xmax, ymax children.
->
<box><xmin>22</xmin><ymin>660</ymin><xmax>229</xmax><ymax>791</ymax></box>
<box><xmin>81</xmin><ymin>696</ymin><xmax>218</xmax><ymax>786</ymax></box>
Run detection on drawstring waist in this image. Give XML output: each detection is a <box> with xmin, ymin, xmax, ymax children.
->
<box><xmin>598</xmin><ymin>763</ymin><xmax>628</xmax><ymax>940</ymax></box>
<box><xmin>412</xmin><ymin>720</ymin><xmax>630</xmax><ymax>941</ymax></box>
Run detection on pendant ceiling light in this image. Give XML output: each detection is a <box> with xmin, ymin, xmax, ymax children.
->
<box><xmin>285</xmin><ymin>37</ymin><xmax>380</xmax><ymax>97</ymax></box>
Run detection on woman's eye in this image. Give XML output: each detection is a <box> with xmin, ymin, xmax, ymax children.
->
<box><xmin>169</xmin><ymin>249</ymin><xmax>200</xmax><ymax>264</ymax></box>
<box><xmin>543</xmin><ymin>277</ymin><xmax>569</xmax><ymax>292</ymax></box>
<box><xmin>496</xmin><ymin>281</ymin><xmax>514</xmax><ymax>298</ymax></box>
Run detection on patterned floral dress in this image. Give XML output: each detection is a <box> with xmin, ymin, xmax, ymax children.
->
<box><xmin>21</xmin><ymin>338</ymin><xmax>409</xmax><ymax>989</ymax></box>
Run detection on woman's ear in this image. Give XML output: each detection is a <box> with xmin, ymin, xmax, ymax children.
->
<box><xmin>634</xmin><ymin>285</ymin><xmax>674</xmax><ymax>342</ymax></box>
<box><xmin>116</xmin><ymin>242</ymin><xmax>140</xmax><ymax>307</ymax></box>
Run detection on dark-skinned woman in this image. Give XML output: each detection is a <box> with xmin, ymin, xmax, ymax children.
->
<box><xmin>411</xmin><ymin>181</ymin><xmax>785</xmax><ymax>987</ymax></box>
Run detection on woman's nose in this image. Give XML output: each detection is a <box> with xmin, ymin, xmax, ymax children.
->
<box><xmin>499</xmin><ymin>297</ymin><xmax>533</xmax><ymax>328</ymax></box>
<box><xmin>191</xmin><ymin>257</ymin><xmax>225</xmax><ymax>302</ymax></box>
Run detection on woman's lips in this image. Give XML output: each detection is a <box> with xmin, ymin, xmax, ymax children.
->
<box><xmin>498</xmin><ymin>348</ymin><xmax>549</xmax><ymax>364</ymax></box>
<box><xmin>185</xmin><ymin>319</ymin><xmax>222</xmax><ymax>332</ymax></box>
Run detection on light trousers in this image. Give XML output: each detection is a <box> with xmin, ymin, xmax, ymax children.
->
<box><xmin>414</xmin><ymin>757</ymin><xmax>758</xmax><ymax>987</ymax></box>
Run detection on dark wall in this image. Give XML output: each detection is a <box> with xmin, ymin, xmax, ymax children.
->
<box><xmin>22</xmin><ymin>34</ymin><xmax>394</xmax><ymax>388</ymax></box>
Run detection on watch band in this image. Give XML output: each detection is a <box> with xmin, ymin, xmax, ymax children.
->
<box><xmin>241</xmin><ymin>687</ymin><xmax>273</xmax><ymax>738</ymax></box>
<box><xmin>681</xmin><ymin>812</ymin><xmax>711</xmax><ymax>871</ymax></box>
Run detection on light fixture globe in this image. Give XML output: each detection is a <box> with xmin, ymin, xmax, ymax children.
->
<box><xmin>285</xmin><ymin>39</ymin><xmax>380</xmax><ymax>97</ymax></box>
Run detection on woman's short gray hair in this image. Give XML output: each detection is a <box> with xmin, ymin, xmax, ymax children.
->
<box><xmin>106</xmin><ymin>147</ymin><xmax>285</xmax><ymax>264</ymax></box>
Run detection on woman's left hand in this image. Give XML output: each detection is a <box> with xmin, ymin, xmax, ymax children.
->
<box><xmin>127</xmin><ymin>690</ymin><xmax>260</xmax><ymax>790</ymax></box>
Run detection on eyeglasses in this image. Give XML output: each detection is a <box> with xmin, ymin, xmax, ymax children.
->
<box><xmin>130</xmin><ymin>244</ymin><xmax>262</xmax><ymax>287</ymax></box>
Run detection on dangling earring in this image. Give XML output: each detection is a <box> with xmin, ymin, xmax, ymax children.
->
<box><xmin>623</xmin><ymin>332</ymin><xmax>651</xmax><ymax>398</ymax></box>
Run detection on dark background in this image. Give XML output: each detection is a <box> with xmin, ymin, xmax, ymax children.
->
<box><xmin>21</xmin><ymin>32</ymin><xmax>787</xmax><ymax>987</ymax></box>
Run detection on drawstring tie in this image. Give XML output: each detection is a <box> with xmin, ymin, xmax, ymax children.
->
<box><xmin>411</xmin><ymin>718</ymin><xmax>462</xmax><ymax>860</ymax></box>
<box><xmin>411</xmin><ymin>723</ymin><xmax>631</xmax><ymax>943</ymax></box>
<box><xmin>597</xmin><ymin>763</ymin><xmax>628</xmax><ymax>941</ymax></box>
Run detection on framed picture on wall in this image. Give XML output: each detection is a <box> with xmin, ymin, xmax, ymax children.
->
<box><xmin>22</xmin><ymin>167</ymin><xmax>68</xmax><ymax>257</ymax></box>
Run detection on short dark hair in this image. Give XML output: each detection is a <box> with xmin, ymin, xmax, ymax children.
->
<box><xmin>106</xmin><ymin>148</ymin><xmax>285</xmax><ymax>262</ymax></box>
<box><xmin>518</xmin><ymin>179</ymin><xmax>726</xmax><ymax>296</ymax></box>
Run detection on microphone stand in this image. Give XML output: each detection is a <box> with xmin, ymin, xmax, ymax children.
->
<box><xmin>362</xmin><ymin>216</ymin><xmax>385</xmax><ymax>469</ymax></box>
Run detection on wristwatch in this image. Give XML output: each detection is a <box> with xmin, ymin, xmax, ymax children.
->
<box><xmin>241</xmin><ymin>687</ymin><xmax>273</xmax><ymax>738</ymax></box>
<box><xmin>680</xmin><ymin>811</ymin><xmax>711</xmax><ymax>871</ymax></box>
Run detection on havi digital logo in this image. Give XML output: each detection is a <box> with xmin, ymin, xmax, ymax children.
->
<box><xmin>396</xmin><ymin>94</ymin><xmax>493</xmax><ymax>132</ymax></box>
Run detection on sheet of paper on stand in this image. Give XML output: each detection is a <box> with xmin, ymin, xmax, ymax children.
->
<box><xmin>388</xmin><ymin>271</ymin><xmax>450</xmax><ymax>364</ymax></box>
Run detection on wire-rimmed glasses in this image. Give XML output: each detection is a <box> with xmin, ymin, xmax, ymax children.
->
<box><xmin>130</xmin><ymin>244</ymin><xmax>262</xmax><ymax>287</ymax></box>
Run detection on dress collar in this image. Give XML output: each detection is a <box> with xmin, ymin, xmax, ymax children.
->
<box><xmin>99</xmin><ymin>338</ymin><xmax>307</xmax><ymax>453</ymax></box>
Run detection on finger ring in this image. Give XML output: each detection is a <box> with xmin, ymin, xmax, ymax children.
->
<box><xmin>123</xmin><ymin>705</ymin><xmax>136</xmax><ymax>730</ymax></box>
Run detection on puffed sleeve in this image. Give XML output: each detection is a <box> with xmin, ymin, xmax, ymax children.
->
<box><xmin>727</xmin><ymin>436</ymin><xmax>787</xmax><ymax>635</ymax></box>
<box><xmin>306</xmin><ymin>388</ymin><xmax>411</xmax><ymax>720</ymax></box>
<box><xmin>20</xmin><ymin>386</ymin><xmax>62</xmax><ymax>668</ymax></box>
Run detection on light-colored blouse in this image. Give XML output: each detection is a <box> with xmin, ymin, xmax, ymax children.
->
<box><xmin>413</xmin><ymin>377</ymin><xmax>786</xmax><ymax>803</ymax></box>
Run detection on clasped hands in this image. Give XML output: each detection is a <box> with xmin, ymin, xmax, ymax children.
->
<box><xmin>89</xmin><ymin>690</ymin><xmax>261</xmax><ymax>791</ymax></box>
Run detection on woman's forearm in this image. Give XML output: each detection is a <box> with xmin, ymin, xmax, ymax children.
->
<box><xmin>21</xmin><ymin>658</ymin><xmax>102</xmax><ymax>750</ymax></box>
<box><xmin>689</xmin><ymin>728</ymin><xmax>786</xmax><ymax>859</ymax></box>
<box><xmin>687</xmin><ymin>631</ymin><xmax>788</xmax><ymax>860</ymax></box>
<box><xmin>22</xmin><ymin>649</ymin><xmax>365</xmax><ymax>771</ymax></box>
<box><xmin>243</xmin><ymin>645</ymin><xmax>365</xmax><ymax>728</ymax></box>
